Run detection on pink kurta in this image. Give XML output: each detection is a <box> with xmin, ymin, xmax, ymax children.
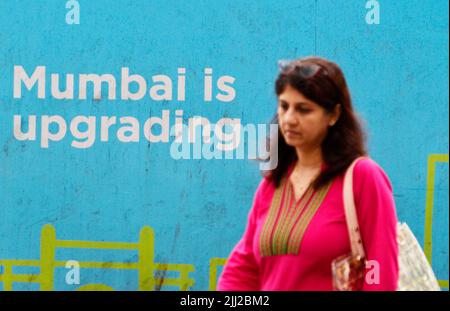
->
<box><xmin>217</xmin><ymin>158</ymin><xmax>399</xmax><ymax>291</ymax></box>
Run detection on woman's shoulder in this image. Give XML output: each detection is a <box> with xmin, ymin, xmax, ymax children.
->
<box><xmin>354</xmin><ymin>157</ymin><xmax>383</xmax><ymax>172</ymax></box>
<box><xmin>351</xmin><ymin>157</ymin><xmax>398</xmax><ymax>225</ymax></box>
<box><xmin>244</xmin><ymin>176</ymin><xmax>276</xmax><ymax>219</ymax></box>
<box><xmin>255</xmin><ymin>175</ymin><xmax>276</xmax><ymax>198</ymax></box>
<box><xmin>251</xmin><ymin>175</ymin><xmax>277</xmax><ymax>207</ymax></box>
<box><xmin>353</xmin><ymin>157</ymin><xmax>393</xmax><ymax>191</ymax></box>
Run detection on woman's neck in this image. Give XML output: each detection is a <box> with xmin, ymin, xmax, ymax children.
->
<box><xmin>294</xmin><ymin>146</ymin><xmax>323</xmax><ymax>170</ymax></box>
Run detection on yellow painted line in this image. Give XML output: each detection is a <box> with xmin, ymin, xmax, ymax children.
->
<box><xmin>40</xmin><ymin>224</ymin><xmax>56</xmax><ymax>290</ymax></box>
<box><xmin>54</xmin><ymin>261</ymin><xmax>139</xmax><ymax>269</ymax></box>
<box><xmin>208</xmin><ymin>258</ymin><xmax>227</xmax><ymax>291</ymax></box>
<box><xmin>138</xmin><ymin>226</ymin><xmax>154</xmax><ymax>291</ymax></box>
<box><xmin>55</xmin><ymin>240</ymin><xmax>138</xmax><ymax>250</ymax></box>
<box><xmin>438</xmin><ymin>280</ymin><xmax>449</xmax><ymax>289</ymax></box>
<box><xmin>424</xmin><ymin>154</ymin><xmax>449</xmax><ymax>265</ymax></box>
<box><xmin>155</xmin><ymin>277</ymin><xmax>195</xmax><ymax>287</ymax></box>
<box><xmin>155</xmin><ymin>263</ymin><xmax>194</xmax><ymax>272</ymax></box>
<box><xmin>7</xmin><ymin>274</ymin><xmax>40</xmax><ymax>283</ymax></box>
<box><xmin>0</xmin><ymin>260</ymin><xmax>193</xmax><ymax>271</ymax></box>
<box><xmin>0</xmin><ymin>265</ymin><xmax>13</xmax><ymax>291</ymax></box>
<box><xmin>0</xmin><ymin>260</ymin><xmax>40</xmax><ymax>266</ymax></box>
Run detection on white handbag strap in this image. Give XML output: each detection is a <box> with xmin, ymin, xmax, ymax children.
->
<box><xmin>343</xmin><ymin>156</ymin><xmax>367</xmax><ymax>258</ymax></box>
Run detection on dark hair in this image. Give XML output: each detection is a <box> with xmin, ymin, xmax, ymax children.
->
<box><xmin>263</xmin><ymin>56</ymin><xmax>367</xmax><ymax>189</ymax></box>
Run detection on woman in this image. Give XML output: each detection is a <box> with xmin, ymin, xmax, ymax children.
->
<box><xmin>217</xmin><ymin>56</ymin><xmax>399</xmax><ymax>291</ymax></box>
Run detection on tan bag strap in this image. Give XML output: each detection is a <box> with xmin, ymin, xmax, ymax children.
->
<box><xmin>343</xmin><ymin>156</ymin><xmax>367</xmax><ymax>258</ymax></box>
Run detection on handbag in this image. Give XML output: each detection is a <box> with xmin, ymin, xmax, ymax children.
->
<box><xmin>332</xmin><ymin>156</ymin><xmax>441</xmax><ymax>291</ymax></box>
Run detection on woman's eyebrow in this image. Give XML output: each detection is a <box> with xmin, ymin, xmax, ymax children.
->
<box><xmin>279</xmin><ymin>99</ymin><xmax>310</xmax><ymax>106</ymax></box>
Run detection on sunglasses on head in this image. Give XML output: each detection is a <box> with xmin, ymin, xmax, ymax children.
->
<box><xmin>277</xmin><ymin>59</ymin><xmax>327</xmax><ymax>79</ymax></box>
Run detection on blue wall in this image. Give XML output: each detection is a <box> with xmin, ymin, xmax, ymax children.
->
<box><xmin>0</xmin><ymin>0</ymin><xmax>448</xmax><ymax>290</ymax></box>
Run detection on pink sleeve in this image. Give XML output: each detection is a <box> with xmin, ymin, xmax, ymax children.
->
<box><xmin>216</xmin><ymin>180</ymin><xmax>265</xmax><ymax>291</ymax></box>
<box><xmin>353</xmin><ymin>158</ymin><xmax>399</xmax><ymax>291</ymax></box>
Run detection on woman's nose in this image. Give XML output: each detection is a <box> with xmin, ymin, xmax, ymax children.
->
<box><xmin>283</xmin><ymin>108</ymin><xmax>298</xmax><ymax>125</ymax></box>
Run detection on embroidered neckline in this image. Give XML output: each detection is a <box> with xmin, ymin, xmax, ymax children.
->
<box><xmin>259</xmin><ymin>173</ymin><xmax>333</xmax><ymax>257</ymax></box>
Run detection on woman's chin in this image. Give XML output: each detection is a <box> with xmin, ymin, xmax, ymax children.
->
<box><xmin>284</xmin><ymin>138</ymin><xmax>303</xmax><ymax>148</ymax></box>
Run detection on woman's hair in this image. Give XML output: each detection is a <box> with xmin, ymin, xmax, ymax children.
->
<box><xmin>263</xmin><ymin>56</ymin><xmax>367</xmax><ymax>189</ymax></box>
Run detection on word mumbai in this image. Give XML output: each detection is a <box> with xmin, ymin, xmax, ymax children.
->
<box><xmin>13</xmin><ymin>66</ymin><xmax>236</xmax><ymax>102</ymax></box>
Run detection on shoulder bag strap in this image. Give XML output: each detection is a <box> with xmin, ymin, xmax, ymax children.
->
<box><xmin>343</xmin><ymin>156</ymin><xmax>367</xmax><ymax>258</ymax></box>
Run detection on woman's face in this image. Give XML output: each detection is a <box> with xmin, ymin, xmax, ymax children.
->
<box><xmin>277</xmin><ymin>84</ymin><xmax>340</xmax><ymax>150</ymax></box>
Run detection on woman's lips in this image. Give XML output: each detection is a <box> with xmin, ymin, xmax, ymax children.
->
<box><xmin>285</xmin><ymin>130</ymin><xmax>301</xmax><ymax>137</ymax></box>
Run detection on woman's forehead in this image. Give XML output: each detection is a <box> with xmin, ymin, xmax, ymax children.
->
<box><xmin>278</xmin><ymin>86</ymin><xmax>315</xmax><ymax>105</ymax></box>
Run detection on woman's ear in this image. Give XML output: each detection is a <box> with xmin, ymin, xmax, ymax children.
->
<box><xmin>329</xmin><ymin>104</ymin><xmax>342</xmax><ymax>126</ymax></box>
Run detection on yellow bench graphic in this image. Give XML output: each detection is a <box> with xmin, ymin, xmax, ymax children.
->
<box><xmin>0</xmin><ymin>224</ymin><xmax>195</xmax><ymax>291</ymax></box>
<box><xmin>208</xmin><ymin>258</ymin><xmax>227</xmax><ymax>291</ymax></box>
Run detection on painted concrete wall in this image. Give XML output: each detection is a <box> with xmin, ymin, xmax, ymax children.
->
<box><xmin>0</xmin><ymin>0</ymin><xmax>448</xmax><ymax>290</ymax></box>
